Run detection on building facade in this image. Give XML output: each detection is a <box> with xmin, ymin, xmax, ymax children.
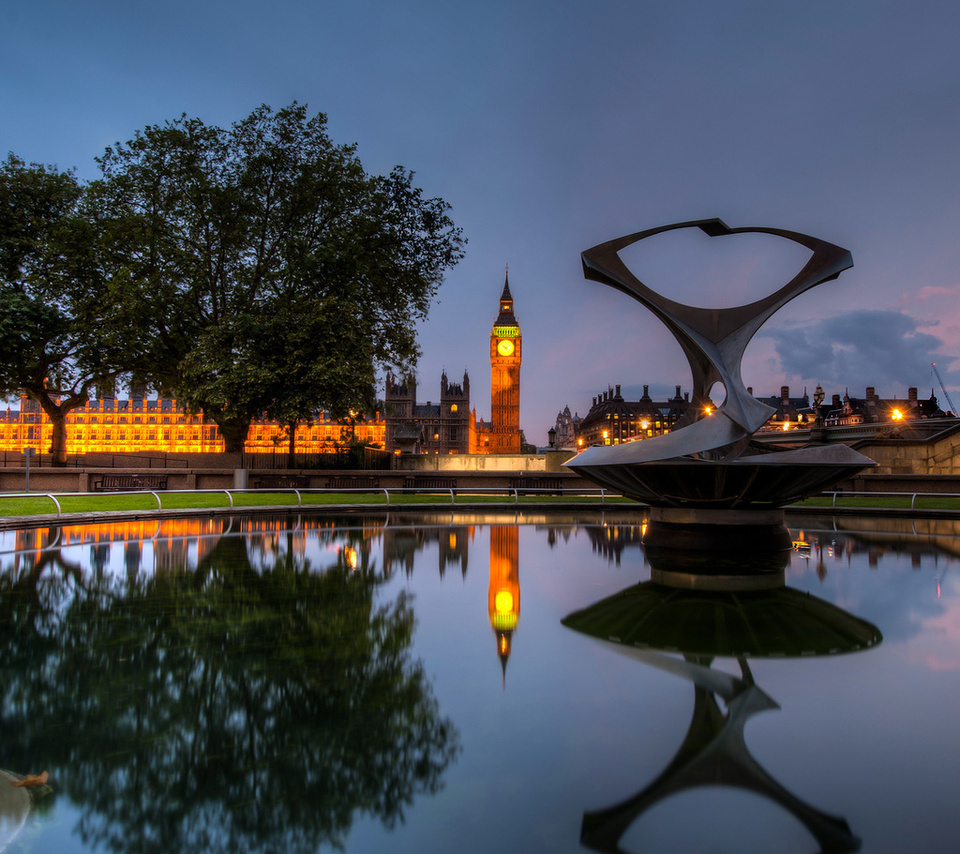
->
<box><xmin>572</xmin><ymin>383</ymin><xmax>951</xmax><ymax>447</ymax></box>
<box><xmin>576</xmin><ymin>385</ymin><xmax>692</xmax><ymax>448</ymax></box>
<box><xmin>0</xmin><ymin>392</ymin><xmax>384</xmax><ymax>456</ymax></box>
<box><xmin>383</xmin><ymin>371</ymin><xmax>475</xmax><ymax>454</ymax></box>
<box><xmin>489</xmin><ymin>273</ymin><xmax>522</xmax><ymax>454</ymax></box>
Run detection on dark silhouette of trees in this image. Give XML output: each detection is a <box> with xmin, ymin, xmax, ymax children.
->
<box><xmin>0</xmin><ymin>526</ymin><xmax>459</xmax><ymax>853</ymax></box>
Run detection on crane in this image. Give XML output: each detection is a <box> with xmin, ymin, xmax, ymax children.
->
<box><xmin>931</xmin><ymin>362</ymin><xmax>958</xmax><ymax>415</ymax></box>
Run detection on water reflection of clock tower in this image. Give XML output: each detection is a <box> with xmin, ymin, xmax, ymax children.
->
<box><xmin>490</xmin><ymin>272</ymin><xmax>521</xmax><ymax>454</ymax></box>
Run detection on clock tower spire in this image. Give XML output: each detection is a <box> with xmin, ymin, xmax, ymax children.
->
<box><xmin>490</xmin><ymin>268</ymin><xmax>521</xmax><ymax>453</ymax></box>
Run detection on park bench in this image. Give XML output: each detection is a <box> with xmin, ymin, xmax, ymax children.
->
<box><xmin>508</xmin><ymin>476</ymin><xmax>564</xmax><ymax>495</ymax></box>
<box><xmin>403</xmin><ymin>475</ymin><xmax>458</xmax><ymax>491</ymax></box>
<box><xmin>92</xmin><ymin>474</ymin><xmax>169</xmax><ymax>492</ymax></box>
<box><xmin>253</xmin><ymin>474</ymin><xmax>310</xmax><ymax>489</ymax></box>
<box><xmin>324</xmin><ymin>475</ymin><xmax>381</xmax><ymax>489</ymax></box>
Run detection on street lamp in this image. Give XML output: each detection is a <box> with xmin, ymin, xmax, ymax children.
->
<box><xmin>814</xmin><ymin>383</ymin><xmax>825</xmax><ymax>425</ymax></box>
<box><xmin>547</xmin><ymin>426</ymin><xmax>556</xmax><ymax>448</ymax></box>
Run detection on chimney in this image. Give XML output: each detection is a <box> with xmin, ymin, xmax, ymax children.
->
<box><xmin>781</xmin><ymin>386</ymin><xmax>790</xmax><ymax>406</ymax></box>
<box><xmin>866</xmin><ymin>387</ymin><xmax>875</xmax><ymax>402</ymax></box>
<box><xmin>832</xmin><ymin>394</ymin><xmax>842</xmax><ymax>409</ymax></box>
<box><xmin>675</xmin><ymin>385</ymin><xmax>681</xmax><ymax>398</ymax></box>
<box><xmin>615</xmin><ymin>384</ymin><xmax>621</xmax><ymax>397</ymax></box>
<box><xmin>909</xmin><ymin>387</ymin><xmax>918</xmax><ymax>403</ymax></box>
<box><xmin>642</xmin><ymin>384</ymin><xmax>649</xmax><ymax>398</ymax></box>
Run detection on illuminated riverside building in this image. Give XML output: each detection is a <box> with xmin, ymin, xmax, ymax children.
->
<box><xmin>573</xmin><ymin>383</ymin><xmax>951</xmax><ymax>447</ymax></box>
<box><xmin>488</xmin><ymin>274</ymin><xmax>522</xmax><ymax>454</ymax></box>
<box><xmin>384</xmin><ymin>273</ymin><xmax>523</xmax><ymax>455</ymax></box>
<box><xmin>0</xmin><ymin>392</ymin><xmax>385</xmax><ymax>456</ymax></box>
<box><xmin>576</xmin><ymin>385</ymin><xmax>692</xmax><ymax>448</ymax></box>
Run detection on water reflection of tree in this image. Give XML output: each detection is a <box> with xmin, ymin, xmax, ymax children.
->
<box><xmin>0</xmin><ymin>531</ymin><xmax>459</xmax><ymax>853</ymax></box>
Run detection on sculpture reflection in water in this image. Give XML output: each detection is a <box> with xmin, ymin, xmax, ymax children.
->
<box><xmin>0</xmin><ymin>522</ymin><xmax>460</xmax><ymax>854</ymax></box>
<box><xmin>562</xmin><ymin>546</ymin><xmax>882</xmax><ymax>854</ymax></box>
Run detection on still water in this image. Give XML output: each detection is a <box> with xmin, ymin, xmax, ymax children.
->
<box><xmin>0</xmin><ymin>509</ymin><xmax>958</xmax><ymax>853</ymax></box>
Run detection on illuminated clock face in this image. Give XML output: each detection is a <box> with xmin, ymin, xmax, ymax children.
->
<box><xmin>497</xmin><ymin>339</ymin><xmax>515</xmax><ymax>356</ymax></box>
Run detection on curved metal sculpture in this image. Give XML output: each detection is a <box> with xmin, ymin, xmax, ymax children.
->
<box><xmin>566</xmin><ymin>219</ymin><xmax>875</xmax><ymax>511</ymax></box>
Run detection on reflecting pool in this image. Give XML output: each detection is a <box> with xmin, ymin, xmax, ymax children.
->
<box><xmin>1</xmin><ymin>510</ymin><xmax>959</xmax><ymax>853</ymax></box>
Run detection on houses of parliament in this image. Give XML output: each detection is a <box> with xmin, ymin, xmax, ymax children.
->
<box><xmin>0</xmin><ymin>275</ymin><xmax>524</xmax><ymax>458</ymax></box>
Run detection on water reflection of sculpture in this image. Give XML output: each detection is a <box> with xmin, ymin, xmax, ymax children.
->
<box><xmin>0</xmin><ymin>529</ymin><xmax>460</xmax><ymax>854</ymax></box>
<box><xmin>563</xmin><ymin>547</ymin><xmax>882</xmax><ymax>854</ymax></box>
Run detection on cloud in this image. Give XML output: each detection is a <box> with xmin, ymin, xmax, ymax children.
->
<box><xmin>759</xmin><ymin>310</ymin><xmax>952</xmax><ymax>394</ymax></box>
<box><xmin>912</xmin><ymin>283</ymin><xmax>960</xmax><ymax>303</ymax></box>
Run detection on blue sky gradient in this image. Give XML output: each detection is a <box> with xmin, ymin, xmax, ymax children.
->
<box><xmin>5</xmin><ymin>1</ymin><xmax>960</xmax><ymax>439</ymax></box>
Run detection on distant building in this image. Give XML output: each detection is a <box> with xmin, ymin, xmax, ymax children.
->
<box><xmin>550</xmin><ymin>405</ymin><xmax>581</xmax><ymax>449</ymax></box>
<box><xmin>823</xmin><ymin>387</ymin><xmax>946</xmax><ymax>427</ymax></box>
<box><xmin>384</xmin><ymin>371</ymin><xmax>475</xmax><ymax>455</ymax></box>
<box><xmin>569</xmin><ymin>382</ymin><xmax>952</xmax><ymax>448</ymax></box>
<box><xmin>384</xmin><ymin>272</ymin><xmax>523</xmax><ymax>456</ymax></box>
<box><xmin>576</xmin><ymin>385</ymin><xmax>692</xmax><ymax>448</ymax></box>
<box><xmin>0</xmin><ymin>392</ymin><xmax>384</xmax><ymax>455</ymax></box>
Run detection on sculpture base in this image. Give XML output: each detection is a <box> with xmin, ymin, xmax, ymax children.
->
<box><xmin>643</xmin><ymin>506</ymin><xmax>792</xmax><ymax>553</ymax></box>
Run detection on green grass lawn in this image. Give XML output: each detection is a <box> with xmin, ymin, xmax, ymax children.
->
<box><xmin>793</xmin><ymin>494</ymin><xmax>960</xmax><ymax>511</ymax></box>
<box><xmin>0</xmin><ymin>489</ymin><xmax>632</xmax><ymax>519</ymax></box>
<box><xmin>5</xmin><ymin>488</ymin><xmax>954</xmax><ymax>521</ymax></box>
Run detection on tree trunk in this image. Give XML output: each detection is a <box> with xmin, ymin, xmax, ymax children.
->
<box><xmin>286</xmin><ymin>420</ymin><xmax>298</xmax><ymax>469</ymax></box>
<box><xmin>216</xmin><ymin>416</ymin><xmax>252</xmax><ymax>454</ymax></box>
<box><xmin>48</xmin><ymin>412</ymin><xmax>68</xmax><ymax>465</ymax></box>
<box><xmin>31</xmin><ymin>388</ymin><xmax>87</xmax><ymax>467</ymax></box>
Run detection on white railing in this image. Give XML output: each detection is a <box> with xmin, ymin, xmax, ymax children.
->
<box><xmin>0</xmin><ymin>486</ymin><xmax>618</xmax><ymax>517</ymax></box>
<box><xmin>803</xmin><ymin>490</ymin><xmax>960</xmax><ymax>510</ymax></box>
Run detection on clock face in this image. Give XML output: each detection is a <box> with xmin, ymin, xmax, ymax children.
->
<box><xmin>497</xmin><ymin>339</ymin><xmax>515</xmax><ymax>356</ymax></box>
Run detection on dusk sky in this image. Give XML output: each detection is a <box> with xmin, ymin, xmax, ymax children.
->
<box><xmin>5</xmin><ymin>1</ymin><xmax>960</xmax><ymax>442</ymax></box>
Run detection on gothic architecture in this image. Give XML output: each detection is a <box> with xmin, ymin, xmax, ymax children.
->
<box><xmin>383</xmin><ymin>371</ymin><xmax>475</xmax><ymax>454</ymax></box>
<box><xmin>488</xmin><ymin>273</ymin><xmax>522</xmax><ymax>453</ymax></box>
<box><xmin>383</xmin><ymin>273</ymin><xmax>524</xmax><ymax>455</ymax></box>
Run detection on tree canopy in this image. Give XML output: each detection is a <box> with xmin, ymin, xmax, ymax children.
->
<box><xmin>90</xmin><ymin>103</ymin><xmax>465</xmax><ymax>451</ymax></box>
<box><xmin>0</xmin><ymin>154</ymin><xmax>123</xmax><ymax>463</ymax></box>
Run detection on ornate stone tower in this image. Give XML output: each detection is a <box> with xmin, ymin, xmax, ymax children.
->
<box><xmin>490</xmin><ymin>271</ymin><xmax>521</xmax><ymax>454</ymax></box>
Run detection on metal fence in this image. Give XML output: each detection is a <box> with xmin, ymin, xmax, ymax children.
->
<box><xmin>0</xmin><ymin>447</ymin><xmax>394</xmax><ymax>471</ymax></box>
<box><xmin>0</xmin><ymin>451</ymin><xmax>188</xmax><ymax>468</ymax></box>
<box><xmin>240</xmin><ymin>447</ymin><xmax>392</xmax><ymax>471</ymax></box>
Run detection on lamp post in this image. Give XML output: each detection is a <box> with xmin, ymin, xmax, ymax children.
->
<box><xmin>811</xmin><ymin>383</ymin><xmax>826</xmax><ymax>443</ymax></box>
<box><xmin>814</xmin><ymin>384</ymin><xmax>825</xmax><ymax>425</ymax></box>
<box><xmin>547</xmin><ymin>426</ymin><xmax>556</xmax><ymax>448</ymax></box>
<box><xmin>23</xmin><ymin>447</ymin><xmax>34</xmax><ymax>492</ymax></box>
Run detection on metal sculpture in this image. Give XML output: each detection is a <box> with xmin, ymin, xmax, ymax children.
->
<box><xmin>566</xmin><ymin>219</ymin><xmax>875</xmax><ymax>516</ymax></box>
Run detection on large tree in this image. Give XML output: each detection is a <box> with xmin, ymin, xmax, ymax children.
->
<box><xmin>0</xmin><ymin>154</ymin><xmax>122</xmax><ymax>464</ymax></box>
<box><xmin>92</xmin><ymin>103</ymin><xmax>464</xmax><ymax>452</ymax></box>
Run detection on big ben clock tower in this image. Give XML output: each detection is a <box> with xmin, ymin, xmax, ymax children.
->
<box><xmin>490</xmin><ymin>270</ymin><xmax>522</xmax><ymax>454</ymax></box>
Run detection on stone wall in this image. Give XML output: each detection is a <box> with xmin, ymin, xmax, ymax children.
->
<box><xmin>853</xmin><ymin>424</ymin><xmax>960</xmax><ymax>476</ymax></box>
<box><xmin>393</xmin><ymin>450</ymin><xmax>576</xmax><ymax>473</ymax></box>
